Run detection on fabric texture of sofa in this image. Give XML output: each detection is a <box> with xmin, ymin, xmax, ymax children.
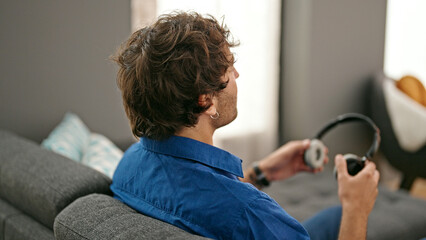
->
<box><xmin>0</xmin><ymin>130</ymin><xmax>205</xmax><ymax>240</ymax></box>
<box><xmin>265</xmin><ymin>169</ymin><xmax>426</xmax><ymax>240</ymax></box>
<box><xmin>1</xmin><ymin>129</ymin><xmax>426</xmax><ymax>239</ymax></box>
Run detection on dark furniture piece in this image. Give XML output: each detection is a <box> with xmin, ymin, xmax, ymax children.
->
<box><xmin>370</xmin><ymin>72</ymin><xmax>426</xmax><ymax>190</ymax></box>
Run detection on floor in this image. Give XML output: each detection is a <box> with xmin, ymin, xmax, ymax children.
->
<box><xmin>377</xmin><ymin>153</ymin><xmax>426</xmax><ymax>200</ymax></box>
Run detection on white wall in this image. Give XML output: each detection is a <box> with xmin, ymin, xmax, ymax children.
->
<box><xmin>384</xmin><ymin>0</ymin><xmax>426</xmax><ymax>85</ymax></box>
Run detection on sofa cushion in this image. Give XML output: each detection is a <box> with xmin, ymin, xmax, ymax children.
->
<box><xmin>41</xmin><ymin>112</ymin><xmax>91</xmax><ymax>161</ymax></box>
<box><xmin>4</xmin><ymin>214</ymin><xmax>54</xmax><ymax>240</ymax></box>
<box><xmin>265</xmin><ymin>168</ymin><xmax>426</xmax><ymax>240</ymax></box>
<box><xmin>41</xmin><ymin>112</ymin><xmax>124</xmax><ymax>177</ymax></box>
<box><xmin>0</xmin><ymin>198</ymin><xmax>54</xmax><ymax>240</ymax></box>
<box><xmin>0</xmin><ymin>130</ymin><xmax>112</xmax><ymax>229</ymax></box>
<box><xmin>81</xmin><ymin>133</ymin><xmax>123</xmax><ymax>178</ymax></box>
<box><xmin>367</xmin><ymin>189</ymin><xmax>426</xmax><ymax>240</ymax></box>
<box><xmin>54</xmin><ymin>194</ymin><xmax>209</xmax><ymax>240</ymax></box>
<box><xmin>0</xmin><ymin>198</ymin><xmax>21</xmax><ymax>240</ymax></box>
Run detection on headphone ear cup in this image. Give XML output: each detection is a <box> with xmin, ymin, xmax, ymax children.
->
<box><xmin>304</xmin><ymin>139</ymin><xmax>326</xmax><ymax>169</ymax></box>
<box><xmin>334</xmin><ymin>153</ymin><xmax>366</xmax><ymax>178</ymax></box>
<box><xmin>344</xmin><ymin>154</ymin><xmax>365</xmax><ymax>176</ymax></box>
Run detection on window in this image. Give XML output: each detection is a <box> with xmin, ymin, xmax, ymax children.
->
<box><xmin>384</xmin><ymin>0</ymin><xmax>426</xmax><ymax>85</ymax></box>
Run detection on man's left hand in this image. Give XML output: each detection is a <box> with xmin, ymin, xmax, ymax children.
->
<box><xmin>258</xmin><ymin>139</ymin><xmax>329</xmax><ymax>182</ymax></box>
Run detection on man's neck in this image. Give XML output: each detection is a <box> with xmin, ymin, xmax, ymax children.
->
<box><xmin>175</xmin><ymin>116</ymin><xmax>215</xmax><ymax>145</ymax></box>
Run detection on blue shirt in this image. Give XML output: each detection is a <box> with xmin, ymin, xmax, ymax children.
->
<box><xmin>111</xmin><ymin>136</ymin><xmax>309</xmax><ymax>240</ymax></box>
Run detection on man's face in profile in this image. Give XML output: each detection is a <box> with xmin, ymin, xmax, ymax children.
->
<box><xmin>212</xmin><ymin>49</ymin><xmax>239</xmax><ymax>129</ymax></box>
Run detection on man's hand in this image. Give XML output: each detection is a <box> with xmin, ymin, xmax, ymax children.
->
<box><xmin>335</xmin><ymin>154</ymin><xmax>380</xmax><ymax>240</ymax></box>
<box><xmin>258</xmin><ymin>139</ymin><xmax>329</xmax><ymax>182</ymax></box>
<box><xmin>336</xmin><ymin>154</ymin><xmax>379</xmax><ymax>218</ymax></box>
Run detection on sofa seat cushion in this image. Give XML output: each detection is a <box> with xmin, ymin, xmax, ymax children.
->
<box><xmin>265</xmin><ymin>168</ymin><xmax>426</xmax><ymax>240</ymax></box>
<box><xmin>0</xmin><ymin>198</ymin><xmax>21</xmax><ymax>240</ymax></box>
<box><xmin>0</xmin><ymin>198</ymin><xmax>54</xmax><ymax>240</ymax></box>
<box><xmin>0</xmin><ymin>130</ymin><xmax>112</xmax><ymax>229</ymax></box>
<box><xmin>54</xmin><ymin>194</ymin><xmax>209</xmax><ymax>240</ymax></box>
<box><xmin>4</xmin><ymin>214</ymin><xmax>54</xmax><ymax>240</ymax></box>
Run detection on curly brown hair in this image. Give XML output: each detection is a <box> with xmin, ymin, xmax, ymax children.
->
<box><xmin>112</xmin><ymin>11</ymin><xmax>238</xmax><ymax>140</ymax></box>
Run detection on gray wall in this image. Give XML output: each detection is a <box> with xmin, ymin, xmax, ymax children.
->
<box><xmin>280</xmin><ymin>0</ymin><xmax>387</xmax><ymax>158</ymax></box>
<box><xmin>0</xmin><ymin>1</ymin><xmax>134</xmax><ymax>149</ymax></box>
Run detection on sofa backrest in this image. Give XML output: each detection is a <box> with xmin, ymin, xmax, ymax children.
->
<box><xmin>54</xmin><ymin>193</ymin><xmax>209</xmax><ymax>240</ymax></box>
<box><xmin>0</xmin><ymin>130</ymin><xmax>112</xmax><ymax>229</ymax></box>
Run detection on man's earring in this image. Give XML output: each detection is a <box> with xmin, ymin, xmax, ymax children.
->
<box><xmin>210</xmin><ymin>112</ymin><xmax>220</xmax><ymax>119</ymax></box>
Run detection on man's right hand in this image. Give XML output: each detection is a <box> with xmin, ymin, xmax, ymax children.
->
<box><xmin>335</xmin><ymin>154</ymin><xmax>380</xmax><ymax>240</ymax></box>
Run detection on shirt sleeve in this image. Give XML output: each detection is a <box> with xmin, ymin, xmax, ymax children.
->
<box><xmin>231</xmin><ymin>195</ymin><xmax>310</xmax><ymax>240</ymax></box>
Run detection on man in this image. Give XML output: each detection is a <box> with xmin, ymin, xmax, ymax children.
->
<box><xmin>111</xmin><ymin>11</ymin><xmax>379</xmax><ymax>240</ymax></box>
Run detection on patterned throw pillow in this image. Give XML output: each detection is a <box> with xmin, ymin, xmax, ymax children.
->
<box><xmin>81</xmin><ymin>133</ymin><xmax>123</xmax><ymax>178</ymax></box>
<box><xmin>41</xmin><ymin>112</ymin><xmax>90</xmax><ymax>161</ymax></box>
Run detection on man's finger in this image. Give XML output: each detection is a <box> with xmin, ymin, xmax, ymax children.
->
<box><xmin>335</xmin><ymin>154</ymin><xmax>349</xmax><ymax>177</ymax></box>
<box><xmin>301</xmin><ymin>139</ymin><xmax>310</xmax><ymax>150</ymax></box>
<box><xmin>324</xmin><ymin>156</ymin><xmax>330</xmax><ymax>165</ymax></box>
<box><xmin>359</xmin><ymin>161</ymin><xmax>377</xmax><ymax>176</ymax></box>
<box><xmin>373</xmin><ymin>170</ymin><xmax>380</xmax><ymax>185</ymax></box>
<box><xmin>314</xmin><ymin>167</ymin><xmax>324</xmax><ymax>173</ymax></box>
<box><xmin>292</xmin><ymin>139</ymin><xmax>310</xmax><ymax>155</ymax></box>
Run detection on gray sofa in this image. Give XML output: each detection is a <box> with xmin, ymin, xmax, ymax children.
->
<box><xmin>266</xmin><ymin>169</ymin><xmax>426</xmax><ymax>240</ymax></box>
<box><xmin>0</xmin><ymin>130</ymin><xmax>205</xmax><ymax>240</ymax></box>
<box><xmin>1</xmin><ymin>129</ymin><xmax>426</xmax><ymax>240</ymax></box>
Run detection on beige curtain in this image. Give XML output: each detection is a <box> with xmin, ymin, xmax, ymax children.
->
<box><xmin>131</xmin><ymin>0</ymin><xmax>157</xmax><ymax>32</ymax></box>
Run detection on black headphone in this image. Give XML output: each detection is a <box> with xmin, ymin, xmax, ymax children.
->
<box><xmin>304</xmin><ymin>113</ymin><xmax>381</xmax><ymax>176</ymax></box>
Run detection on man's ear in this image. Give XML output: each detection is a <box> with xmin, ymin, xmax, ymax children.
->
<box><xmin>198</xmin><ymin>94</ymin><xmax>216</xmax><ymax>116</ymax></box>
<box><xmin>198</xmin><ymin>94</ymin><xmax>208</xmax><ymax>107</ymax></box>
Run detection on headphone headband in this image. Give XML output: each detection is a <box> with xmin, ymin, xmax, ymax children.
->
<box><xmin>314</xmin><ymin>113</ymin><xmax>380</xmax><ymax>159</ymax></box>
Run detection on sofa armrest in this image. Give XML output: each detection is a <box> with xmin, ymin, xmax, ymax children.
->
<box><xmin>0</xmin><ymin>130</ymin><xmax>112</xmax><ymax>229</ymax></box>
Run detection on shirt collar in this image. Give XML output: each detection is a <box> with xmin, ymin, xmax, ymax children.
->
<box><xmin>140</xmin><ymin>136</ymin><xmax>244</xmax><ymax>178</ymax></box>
